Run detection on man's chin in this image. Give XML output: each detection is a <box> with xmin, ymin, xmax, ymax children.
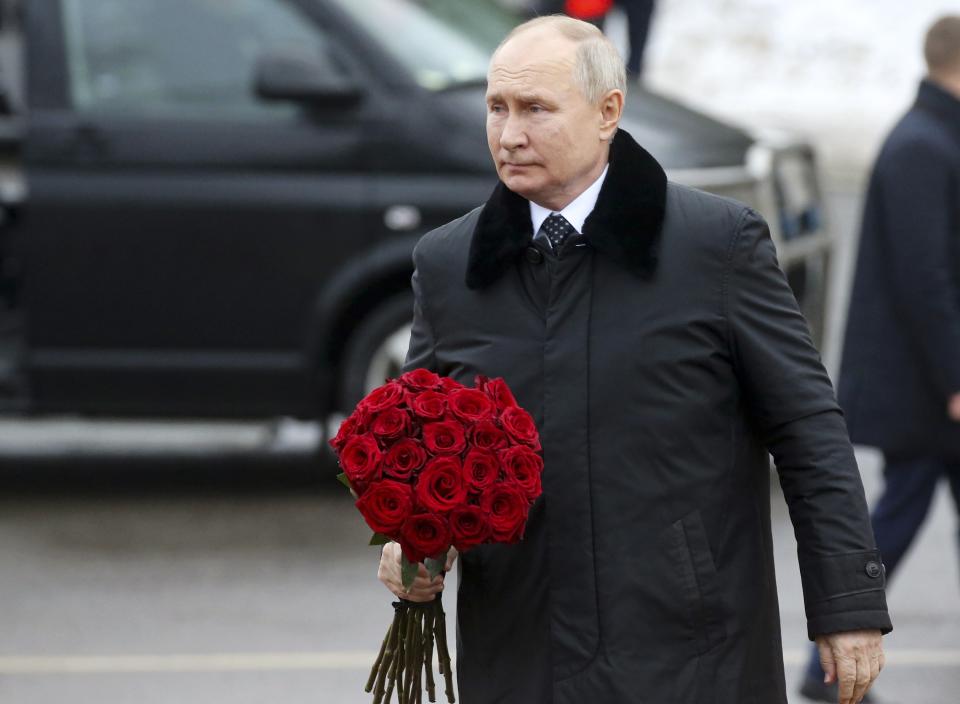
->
<box><xmin>498</xmin><ymin>173</ymin><xmax>541</xmax><ymax>200</ymax></box>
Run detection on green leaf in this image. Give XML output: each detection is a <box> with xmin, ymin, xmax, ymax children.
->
<box><xmin>368</xmin><ymin>533</ymin><xmax>390</xmax><ymax>546</ymax></box>
<box><xmin>336</xmin><ymin>472</ymin><xmax>352</xmax><ymax>491</ymax></box>
<box><xmin>424</xmin><ymin>551</ymin><xmax>447</xmax><ymax>580</ymax></box>
<box><xmin>401</xmin><ymin>553</ymin><xmax>419</xmax><ymax>591</ymax></box>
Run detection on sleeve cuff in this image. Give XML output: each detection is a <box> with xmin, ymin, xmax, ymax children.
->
<box><xmin>799</xmin><ymin>550</ymin><xmax>892</xmax><ymax>640</ymax></box>
<box><xmin>799</xmin><ymin>549</ymin><xmax>887</xmax><ymax>604</ymax></box>
<box><xmin>807</xmin><ymin>609</ymin><xmax>893</xmax><ymax>641</ymax></box>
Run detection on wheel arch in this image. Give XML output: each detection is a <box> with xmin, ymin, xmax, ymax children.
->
<box><xmin>305</xmin><ymin>235</ymin><xmax>421</xmax><ymax>415</ymax></box>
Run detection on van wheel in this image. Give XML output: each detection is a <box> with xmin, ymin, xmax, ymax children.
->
<box><xmin>337</xmin><ymin>292</ymin><xmax>413</xmax><ymax>413</ymax></box>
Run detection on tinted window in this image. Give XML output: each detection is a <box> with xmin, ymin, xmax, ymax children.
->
<box><xmin>60</xmin><ymin>0</ymin><xmax>338</xmax><ymax>119</ymax></box>
<box><xmin>328</xmin><ymin>0</ymin><xmax>489</xmax><ymax>90</ymax></box>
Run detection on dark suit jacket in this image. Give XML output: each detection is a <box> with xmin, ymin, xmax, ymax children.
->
<box><xmin>839</xmin><ymin>79</ymin><xmax>960</xmax><ymax>459</ymax></box>
<box><xmin>403</xmin><ymin>129</ymin><xmax>891</xmax><ymax>703</ymax></box>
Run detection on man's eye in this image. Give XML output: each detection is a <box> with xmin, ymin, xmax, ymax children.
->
<box><xmin>489</xmin><ymin>104</ymin><xmax>504</xmax><ymax>114</ymax></box>
<box><xmin>529</xmin><ymin>105</ymin><xmax>544</xmax><ymax>114</ymax></box>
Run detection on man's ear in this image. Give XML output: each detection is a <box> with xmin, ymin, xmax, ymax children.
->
<box><xmin>598</xmin><ymin>89</ymin><xmax>624</xmax><ymax>140</ymax></box>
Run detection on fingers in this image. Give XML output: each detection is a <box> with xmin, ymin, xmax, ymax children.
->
<box><xmin>816</xmin><ymin>638</ymin><xmax>837</xmax><ymax>685</ymax></box>
<box><xmin>835</xmin><ymin>653</ymin><xmax>857</xmax><ymax>704</ymax></box>
<box><xmin>376</xmin><ymin>543</ymin><xmax>445</xmax><ymax>603</ymax></box>
<box><xmin>864</xmin><ymin>651</ymin><xmax>881</xmax><ymax>700</ymax></box>
<box><xmin>445</xmin><ymin>546</ymin><xmax>459</xmax><ymax>572</ymax></box>
<box><xmin>848</xmin><ymin>650</ymin><xmax>872</xmax><ymax>704</ymax></box>
<box><xmin>822</xmin><ymin>631</ymin><xmax>885</xmax><ymax>704</ymax></box>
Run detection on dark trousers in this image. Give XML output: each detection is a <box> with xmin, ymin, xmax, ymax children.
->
<box><xmin>804</xmin><ymin>454</ymin><xmax>960</xmax><ymax>681</ymax></box>
<box><xmin>617</xmin><ymin>0</ymin><xmax>656</xmax><ymax>75</ymax></box>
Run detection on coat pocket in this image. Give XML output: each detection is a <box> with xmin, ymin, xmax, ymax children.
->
<box><xmin>665</xmin><ymin>509</ymin><xmax>727</xmax><ymax>655</ymax></box>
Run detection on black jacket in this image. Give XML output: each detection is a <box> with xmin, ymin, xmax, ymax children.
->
<box><xmin>402</xmin><ymin>129</ymin><xmax>892</xmax><ymax>703</ymax></box>
<box><xmin>839</xmin><ymin>79</ymin><xmax>960</xmax><ymax>459</ymax></box>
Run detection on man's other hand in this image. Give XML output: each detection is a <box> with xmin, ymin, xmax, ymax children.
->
<box><xmin>815</xmin><ymin>629</ymin><xmax>884</xmax><ymax>704</ymax></box>
<box><xmin>377</xmin><ymin>543</ymin><xmax>458</xmax><ymax>603</ymax></box>
<box><xmin>948</xmin><ymin>392</ymin><xmax>960</xmax><ymax>421</ymax></box>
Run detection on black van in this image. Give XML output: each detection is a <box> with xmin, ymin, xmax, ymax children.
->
<box><xmin>0</xmin><ymin>0</ymin><xmax>830</xmax><ymax>435</ymax></box>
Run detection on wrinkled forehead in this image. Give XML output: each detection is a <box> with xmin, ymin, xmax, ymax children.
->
<box><xmin>486</xmin><ymin>35</ymin><xmax>579</xmax><ymax>99</ymax></box>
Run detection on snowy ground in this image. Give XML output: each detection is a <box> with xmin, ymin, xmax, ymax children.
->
<box><xmin>614</xmin><ymin>0</ymin><xmax>958</xmax><ymax>181</ymax></box>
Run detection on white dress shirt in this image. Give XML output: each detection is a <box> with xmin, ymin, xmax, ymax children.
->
<box><xmin>529</xmin><ymin>163</ymin><xmax>609</xmax><ymax>243</ymax></box>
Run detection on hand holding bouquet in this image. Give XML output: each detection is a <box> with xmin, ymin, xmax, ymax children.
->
<box><xmin>330</xmin><ymin>368</ymin><xmax>543</xmax><ymax>703</ymax></box>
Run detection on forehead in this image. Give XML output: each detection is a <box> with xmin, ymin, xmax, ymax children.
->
<box><xmin>487</xmin><ymin>30</ymin><xmax>578</xmax><ymax>97</ymax></box>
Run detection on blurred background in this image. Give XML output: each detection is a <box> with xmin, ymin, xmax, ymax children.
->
<box><xmin>0</xmin><ymin>0</ymin><xmax>956</xmax><ymax>702</ymax></box>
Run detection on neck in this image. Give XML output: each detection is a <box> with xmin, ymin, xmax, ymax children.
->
<box><xmin>533</xmin><ymin>151</ymin><xmax>610</xmax><ymax>212</ymax></box>
<box><xmin>929</xmin><ymin>72</ymin><xmax>960</xmax><ymax>100</ymax></box>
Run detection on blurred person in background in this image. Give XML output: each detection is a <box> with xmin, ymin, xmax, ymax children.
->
<box><xmin>618</xmin><ymin>0</ymin><xmax>656</xmax><ymax>77</ymax></box>
<box><xmin>798</xmin><ymin>14</ymin><xmax>960</xmax><ymax>704</ymax></box>
<box><xmin>563</xmin><ymin>0</ymin><xmax>612</xmax><ymax>26</ymax></box>
<box><xmin>524</xmin><ymin>0</ymin><xmax>656</xmax><ymax>77</ymax></box>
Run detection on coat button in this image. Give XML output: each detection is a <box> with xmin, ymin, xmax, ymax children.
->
<box><xmin>865</xmin><ymin>561</ymin><xmax>882</xmax><ymax>579</ymax></box>
<box><xmin>525</xmin><ymin>246</ymin><xmax>543</xmax><ymax>264</ymax></box>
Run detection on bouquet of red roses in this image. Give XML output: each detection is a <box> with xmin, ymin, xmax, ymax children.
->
<box><xmin>330</xmin><ymin>368</ymin><xmax>543</xmax><ymax>704</ymax></box>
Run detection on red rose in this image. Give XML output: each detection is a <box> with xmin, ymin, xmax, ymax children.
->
<box><xmin>499</xmin><ymin>446</ymin><xmax>543</xmax><ymax>501</ymax></box>
<box><xmin>408</xmin><ymin>390</ymin><xmax>447</xmax><ymax>421</ymax></box>
<box><xmin>469</xmin><ymin>419</ymin><xmax>509</xmax><ymax>452</ymax></box>
<box><xmin>447</xmin><ymin>388</ymin><xmax>497</xmax><ymax>423</ymax></box>
<box><xmin>499</xmin><ymin>406</ymin><xmax>541</xmax><ymax>450</ymax></box>
<box><xmin>415</xmin><ymin>455</ymin><xmax>467</xmax><ymax>513</ymax></box>
<box><xmin>399</xmin><ymin>368</ymin><xmax>442</xmax><ymax>391</ymax></box>
<box><xmin>339</xmin><ymin>433</ymin><xmax>382</xmax><ymax>487</ymax></box>
<box><xmin>480</xmin><ymin>483</ymin><xmax>529</xmax><ymax>543</ymax></box>
<box><xmin>449</xmin><ymin>505</ymin><xmax>491</xmax><ymax>552</ymax></box>
<box><xmin>462</xmin><ymin>449</ymin><xmax>500</xmax><ymax>494</ymax></box>
<box><xmin>422</xmin><ymin>420</ymin><xmax>467</xmax><ymax>455</ymax></box>
<box><xmin>328</xmin><ymin>413</ymin><xmax>362</xmax><ymax>453</ymax></box>
<box><xmin>360</xmin><ymin>381</ymin><xmax>405</xmax><ymax>413</ymax></box>
<box><xmin>383</xmin><ymin>438</ymin><xmax>427</xmax><ymax>481</ymax></box>
<box><xmin>400</xmin><ymin>513</ymin><xmax>451</xmax><ymax>564</ymax></box>
<box><xmin>475</xmin><ymin>375</ymin><xmax>519</xmax><ymax>411</ymax></box>
<box><xmin>356</xmin><ymin>479</ymin><xmax>414</xmax><ymax>535</ymax></box>
<box><xmin>438</xmin><ymin>377</ymin><xmax>464</xmax><ymax>393</ymax></box>
<box><xmin>371</xmin><ymin>407</ymin><xmax>411</xmax><ymax>444</ymax></box>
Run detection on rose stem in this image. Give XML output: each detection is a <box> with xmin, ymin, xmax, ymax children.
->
<box><xmin>415</xmin><ymin>625</ymin><xmax>424</xmax><ymax>704</ymax></box>
<box><xmin>373</xmin><ymin>605</ymin><xmax>403</xmax><ymax>704</ymax></box>
<box><xmin>434</xmin><ymin>598</ymin><xmax>455</xmax><ymax>703</ymax></box>
<box><xmin>406</xmin><ymin>608</ymin><xmax>422</xmax><ymax>704</ymax></box>
<box><xmin>384</xmin><ymin>669</ymin><xmax>396</xmax><ymax>704</ymax></box>
<box><xmin>390</xmin><ymin>605</ymin><xmax>409</xmax><ymax>704</ymax></box>
<box><xmin>423</xmin><ymin>604</ymin><xmax>437</xmax><ymax>703</ymax></box>
<box><xmin>366</xmin><ymin>622</ymin><xmax>392</xmax><ymax>693</ymax></box>
<box><xmin>418</xmin><ymin>609</ymin><xmax>428</xmax><ymax>704</ymax></box>
<box><xmin>402</xmin><ymin>604</ymin><xmax>419</xmax><ymax>704</ymax></box>
<box><xmin>396</xmin><ymin>604</ymin><xmax>409</xmax><ymax>704</ymax></box>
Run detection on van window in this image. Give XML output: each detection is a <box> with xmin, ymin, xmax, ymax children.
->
<box><xmin>60</xmin><ymin>0</ymin><xmax>339</xmax><ymax>119</ymax></box>
<box><xmin>328</xmin><ymin>0</ymin><xmax>489</xmax><ymax>90</ymax></box>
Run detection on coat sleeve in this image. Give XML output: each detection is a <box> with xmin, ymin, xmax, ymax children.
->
<box><xmin>726</xmin><ymin>207</ymin><xmax>892</xmax><ymax>641</ymax></box>
<box><xmin>876</xmin><ymin>139</ymin><xmax>960</xmax><ymax>399</ymax></box>
<box><xmin>402</xmin><ymin>240</ymin><xmax>440</xmax><ymax>375</ymax></box>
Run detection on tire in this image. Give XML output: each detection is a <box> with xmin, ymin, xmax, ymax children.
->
<box><xmin>337</xmin><ymin>291</ymin><xmax>414</xmax><ymax>413</ymax></box>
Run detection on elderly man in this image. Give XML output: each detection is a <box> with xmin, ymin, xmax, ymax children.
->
<box><xmin>378</xmin><ymin>15</ymin><xmax>891</xmax><ymax>704</ymax></box>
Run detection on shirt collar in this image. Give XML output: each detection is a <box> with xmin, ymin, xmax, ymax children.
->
<box><xmin>529</xmin><ymin>163</ymin><xmax>609</xmax><ymax>237</ymax></box>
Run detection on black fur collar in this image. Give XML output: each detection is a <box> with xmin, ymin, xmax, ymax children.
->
<box><xmin>465</xmin><ymin>128</ymin><xmax>667</xmax><ymax>289</ymax></box>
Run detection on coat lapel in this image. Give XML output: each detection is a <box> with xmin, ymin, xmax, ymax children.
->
<box><xmin>465</xmin><ymin>128</ymin><xmax>668</xmax><ymax>290</ymax></box>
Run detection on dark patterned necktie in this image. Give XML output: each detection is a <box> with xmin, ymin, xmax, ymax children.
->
<box><xmin>541</xmin><ymin>213</ymin><xmax>576</xmax><ymax>252</ymax></box>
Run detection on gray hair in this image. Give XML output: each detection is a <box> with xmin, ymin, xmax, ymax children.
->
<box><xmin>494</xmin><ymin>15</ymin><xmax>627</xmax><ymax>105</ymax></box>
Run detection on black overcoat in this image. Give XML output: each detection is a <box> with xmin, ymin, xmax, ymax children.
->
<box><xmin>402</xmin><ymin>130</ymin><xmax>892</xmax><ymax>703</ymax></box>
<box><xmin>839</xmin><ymin>79</ymin><xmax>960</xmax><ymax>459</ymax></box>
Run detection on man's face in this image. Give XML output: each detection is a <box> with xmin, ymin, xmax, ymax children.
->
<box><xmin>486</xmin><ymin>29</ymin><xmax>611</xmax><ymax>210</ymax></box>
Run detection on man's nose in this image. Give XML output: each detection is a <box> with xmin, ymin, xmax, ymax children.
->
<box><xmin>499</xmin><ymin>114</ymin><xmax>527</xmax><ymax>150</ymax></box>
